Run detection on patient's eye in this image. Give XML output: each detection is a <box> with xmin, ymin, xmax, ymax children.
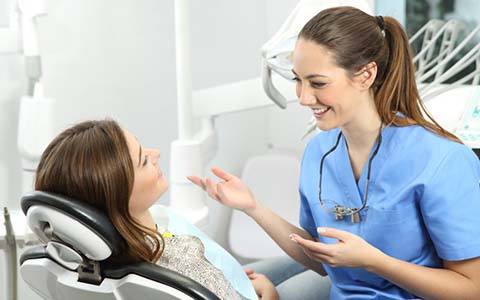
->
<box><xmin>143</xmin><ymin>156</ymin><xmax>148</xmax><ymax>166</ymax></box>
<box><xmin>310</xmin><ymin>81</ymin><xmax>326</xmax><ymax>89</ymax></box>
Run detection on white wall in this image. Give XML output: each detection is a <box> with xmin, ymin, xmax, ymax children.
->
<box><xmin>376</xmin><ymin>0</ymin><xmax>406</xmax><ymax>26</ymax></box>
<box><xmin>189</xmin><ymin>0</ymin><xmax>271</xmax><ymax>246</ymax></box>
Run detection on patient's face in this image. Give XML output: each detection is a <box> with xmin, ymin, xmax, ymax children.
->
<box><xmin>124</xmin><ymin>129</ymin><xmax>168</xmax><ymax>214</ymax></box>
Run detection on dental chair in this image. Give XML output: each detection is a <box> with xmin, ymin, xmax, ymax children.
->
<box><xmin>19</xmin><ymin>191</ymin><xmax>220</xmax><ymax>300</ymax></box>
<box><xmin>229</xmin><ymin>152</ymin><xmax>301</xmax><ymax>262</ymax></box>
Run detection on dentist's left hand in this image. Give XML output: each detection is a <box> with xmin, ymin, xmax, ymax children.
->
<box><xmin>290</xmin><ymin>227</ymin><xmax>384</xmax><ymax>269</ymax></box>
<box><xmin>187</xmin><ymin>167</ymin><xmax>258</xmax><ymax>214</ymax></box>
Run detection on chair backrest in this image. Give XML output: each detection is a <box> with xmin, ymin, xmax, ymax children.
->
<box><xmin>228</xmin><ymin>153</ymin><xmax>300</xmax><ymax>261</ymax></box>
<box><xmin>20</xmin><ymin>191</ymin><xmax>220</xmax><ymax>300</ymax></box>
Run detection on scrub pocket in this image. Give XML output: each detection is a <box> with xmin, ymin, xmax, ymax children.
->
<box><xmin>351</xmin><ymin>201</ymin><xmax>426</xmax><ymax>286</ymax></box>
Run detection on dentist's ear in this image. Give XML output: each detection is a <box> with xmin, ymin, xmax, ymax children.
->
<box><xmin>355</xmin><ymin>62</ymin><xmax>377</xmax><ymax>90</ymax></box>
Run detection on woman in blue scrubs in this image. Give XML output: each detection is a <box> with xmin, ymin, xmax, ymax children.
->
<box><xmin>189</xmin><ymin>6</ymin><xmax>480</xmax><ymax>300</ymax></box>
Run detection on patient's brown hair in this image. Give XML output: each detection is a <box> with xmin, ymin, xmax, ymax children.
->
<box><xmin>35</xmin><ymin>119</ymin><xmax>163</xmax><ymax>263</ymax></box>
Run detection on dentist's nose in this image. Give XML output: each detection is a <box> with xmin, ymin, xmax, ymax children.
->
<box><xmin>297</xmin><ymin>84</ymin><xmax>317</xmax><ymax>106</ymax></box>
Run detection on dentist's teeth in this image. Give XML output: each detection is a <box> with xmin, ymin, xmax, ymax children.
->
<box><xmin>313</xmin><ymin>107</ymin><xmax>329</xmax><ymax>113</ymax></box>
<box><xmin>312</xmin><ymin>106</ymin><xmax>330</xmax><ymax>119</ymax></box>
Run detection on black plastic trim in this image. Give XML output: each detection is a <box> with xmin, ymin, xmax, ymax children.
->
<box><xmin>19</xmin><ymin>245</ymin><xmax>49</xmax><ymax>265</ymax></box>
<box><xmin>21</xmin><ymin>191</ymin><xmax>126</xmax><ymax>256</ymax></box>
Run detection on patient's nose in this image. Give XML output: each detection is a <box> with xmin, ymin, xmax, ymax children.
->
<box><xmin>149</xmin><ymin>149</ymin><xmax>160</xmax><ymax>164</ymax></box>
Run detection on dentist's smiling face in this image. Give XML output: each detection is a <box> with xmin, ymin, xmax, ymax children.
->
<box><xmin>292</xmin><ymin>38</ymin><xmax>366</xmax><ymax>131</ymax></box>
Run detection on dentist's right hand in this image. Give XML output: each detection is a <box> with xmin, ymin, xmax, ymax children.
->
<box><xmin>187</xmin><ymin>167</ymin><xmax>257</xmax><ymax>214</ymax></box>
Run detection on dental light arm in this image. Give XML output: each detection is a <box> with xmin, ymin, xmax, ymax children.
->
<box><xmin>261</xmin><ymin>0</ymin><xmax>316</xmax><ymax>109</ymax></box>
<box><xmin>262</xmin><ymin>60</ymin><xmax>290</xmax><ymax>109</ymax></box>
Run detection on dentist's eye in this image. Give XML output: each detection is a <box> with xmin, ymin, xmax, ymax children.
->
<box><xmin>293</xmin><ymin>77</ymin><xmax>301</xmax><ymax>82</ymax></box>
<box><xmin>143</xmin><ymin>156</ymin><xmax>148</xmax><ymax>166</ymax></box>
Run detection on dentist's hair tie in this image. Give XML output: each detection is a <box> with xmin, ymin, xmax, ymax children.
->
<box><xmin>376</xmin><ymin>16</ymin><xmax>385</xmax><ymax>33</ymax></box>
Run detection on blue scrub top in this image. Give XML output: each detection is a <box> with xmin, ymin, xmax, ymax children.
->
<box><xmin>299</xmin><ymin>125</ymin><xmax>480</xmax><ymax>300</ymax></box>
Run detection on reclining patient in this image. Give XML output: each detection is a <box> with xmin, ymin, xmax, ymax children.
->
<box><xmin>34</xmin><ymin>119</ymin><xmax>278</xmax><ymax>300</ymax></box>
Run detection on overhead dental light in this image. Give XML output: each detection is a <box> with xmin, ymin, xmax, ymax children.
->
<box><xmin>261</xmin><ymin>0</ymin><xmax>374</xmax><ymax>109</ymax></box>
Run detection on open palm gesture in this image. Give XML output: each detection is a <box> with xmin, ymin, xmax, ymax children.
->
<box><xmin>188</xmin><ymin>167</ymin><xmax>257</xmax><ymax>213</ymax></box>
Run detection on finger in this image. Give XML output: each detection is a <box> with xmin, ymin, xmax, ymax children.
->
<box><xmin>187</xmin><ymin>176</ymin><xmax>206</xmax><ymax>190</ymax></box>
<box><xmin>205</xmin><ymin>178</ymin><xmax>217</xmax><ymax>199</ymax></box>
<box><xmin>205</xmin><ymin>178</ymin><xmax>220</xmax><ymax>201</ymax></box>
<box><xmin>302</xmin><ymin>247</ymin><xmax>331</xmax><ymax>264</ymax></box>
<box><xmin>244</xmin><ymin>268</ymin><xmax>254</xmax><ymax>275</ymax></box>
<box><xmin>317</xmin><ymin>227</ymin><xmax>351</xmax><ymax>242</ymax></box>
<box><xmin>301</xmin><ymin>247</ymin><xmax>316</xmax><ymax>260</ymax></box>
<box><xmin>211</xmin><ymin>167</ymin><xmax>234</xmax><ymax>181</ymax></box>
<box><xmin>290</xmin><ymin>234</ymin><xmax>334</xmax><ymax>256</ymax></box>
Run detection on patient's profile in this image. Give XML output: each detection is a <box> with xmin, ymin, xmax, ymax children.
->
<box><xmin>34</xmin><ymin>119</ymin><xmax>278</xmax><ymax>300</ymax></box>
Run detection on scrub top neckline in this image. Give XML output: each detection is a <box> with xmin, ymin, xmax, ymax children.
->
<box><xmin>333</xmin><ymin>125</ymin><xmax>395</xmax><ymax>208</ymax></box>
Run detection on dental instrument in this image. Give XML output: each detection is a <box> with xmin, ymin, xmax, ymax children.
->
<box><xmin>3</xmin><ymin>207</ymin><xmax>18</xmax><ymax>300</ymax></box>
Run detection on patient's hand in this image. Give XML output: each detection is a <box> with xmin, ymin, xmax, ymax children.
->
<box><xmin>187</xmin><ymin>167</ymin><xmax>257</xmax><ymax>214</ymax></box>
<box><xmin>245</xmin><ymin>269</ymin><xmax>279</xmax><ymax>300</ymax></box>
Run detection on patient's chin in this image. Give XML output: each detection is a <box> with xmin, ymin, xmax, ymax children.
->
<box><xmin>156</xmin><ymin>180</ymin><xmax>169</xmax><ymax>199</ymax></box>
<box><xmin>160</xmin><ymin>176</ymin><xmax>168</xmax><ymax>189</ymax></box>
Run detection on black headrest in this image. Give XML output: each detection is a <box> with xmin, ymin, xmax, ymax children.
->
<box><xmin>21</xmin><ymin>191</ymin><xmax>126</xmax><ymax>257</ymax></box>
